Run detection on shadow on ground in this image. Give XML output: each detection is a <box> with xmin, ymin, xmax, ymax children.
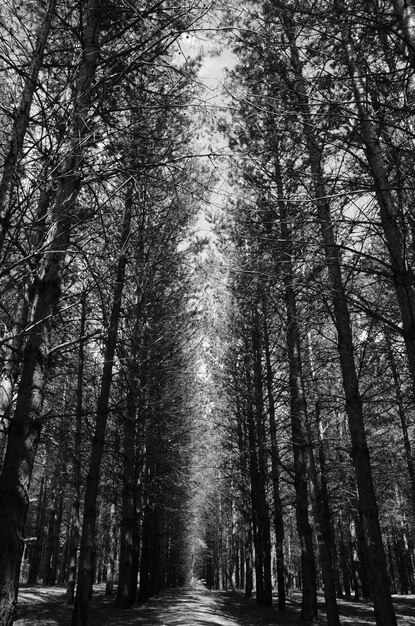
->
<box><xmin>14</xmin><ymin>584</ymin><xmax>415</xmax><ymax>625</ymax></box>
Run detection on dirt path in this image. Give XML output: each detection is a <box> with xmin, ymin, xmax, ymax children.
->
<box><xmin>14</xmin><ymin>584</ymin><xmax>415</xmax><ymax>625</ymax></box>
<box><xmin>16</xmin><ymin>586</ymin><xmax>284</xmax><ymax>626</ymax></box>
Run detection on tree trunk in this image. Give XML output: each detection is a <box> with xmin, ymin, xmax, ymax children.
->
<box><xmin>284</xmin><ymin>280</ymin><xmax>318</xmax><ymax>622</ymax></box>
<box><xmin>49</xmin><ymin>493</ymin><xmax>64</xmax><ymax>586</ymax></box>
<box><xmin>43</xmin><ymin>417</ymin><xmax>67</xmax><ymax>587</ymax></box>
<box><xmin>138</xmin><ymin>504</ymin><xmax>152</xmax><ymax>603</ymax></box>
<box><xmin>43</xmin><ymin>487</ymin><xmax>61</xmax><ymax>587</ymax></box>
<box><xmin>57</xmin><ymin>525</ymin><xmax>70</xmax><ymax>586</ymax></box>
<box><xmin>71</xmin><ymin>184</ymin><xmax>132</xmax><ymax>626</ymax></box>
<box><xmin>234</xmin><ymin>401</ymin><xmax>253</xmax><ymax>599</ymax></box>
<box><xmin>115</xmin><ymin>372</ymin><xmax>137</xmax><ymax>608</ymax></box>
<box><xmin>306</xmin><ymin>334</ymin><xmax>343</xmax><ymax>601</ymax></box>
<box><xmin>27</xmin><ymin>473</ymin><xmax>47</xmax><ymax>585</ymax></box>
<box><xmin>350</xmin><ymin>517</ymin><xmax>363</xmax><ymax>601</ymax></box>
<box><xmin>388</xmin><ymin>540</ymin><xmax>397</xmax><ymax>594</ymax></box>
<box><xmin>67</xmin><ymin>293</ymin><xmax>87</xmax><ymax>603</ymax></box>
<box><xmin>245</xmin><ymin>521</ymin><xmax>253</xmax><ymax>599</ymax></box>
<box><xmin>338</xmin><ymin>518</ymin><xmax>351</xmax><ymax>597</ymax></box>
<box><xmin>262</xmin><ymin>306</ymin><xmax>286</xmax><ymax>611</ymax></box>
<box><xmin>250</xmin><ymin>313</ymin><xmax>273</xmax><ymax>607</ymax></box>
<box><xmin>104</xmin><ymin>503</ymin><xmax>117</xmax><ymax>597</ymax></box>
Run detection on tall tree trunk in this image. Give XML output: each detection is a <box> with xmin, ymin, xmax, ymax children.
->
<box><xmin>262</xmin><ymin>305</ymin><xmax>286</xmax><ymax>611</ymax></box>
<box><xmin>0</xmin><ymin>0</ymin><xmax>56</xmax><ymax>251</ymax></box>
<box><xmin>67</xmin><ymin>293</ymin><xmax>87</xmax><ymax>603</ymax></box>
<box><xmin>245</xmin><ymin>520</ymin><xmax>253</xmax><ymax>599</ymax></box>
<box><xmin>104</xmin><ymin>503</ymin><xmax>117</xmax><ymax>597</ymax></box>
<box><xmin>43</xmin><ymin>410</ymin><xmax>67</xmax><ymax>587</ymax></box>
<box><xmin>138</xmin><ymin>503</ymin><xmax>152</xmax><ymax>603</ymax></box>
<box><xmin>281</xmin><ymin>252</ymin><xmax>317</xmax><ymax>622</ymax></box>
<box><xmin>27</xmin><ymin>472</ymin><xmax>47</xmax><ymax>585</ymax></box>
<box><xmin>58</xmin><ymin>525</ymin><xmax>70</xmax><ymax>586</ymax></box>
<box><xmin>115</xmin><ymin>358</ymin><xmax>138</xmax><ymax>608</ymax></box>
<box><xmin>338</xmin><ymin>517</ymin><xmax>351</xmax><ymax>597</ymax></box>
<box><xmin>234</xmin><ymin>401</ymin><xmax>253</xmax><ymax>599</ymax></box>
<box><xmin>244</xmin><ymin>337</ymin><xmax>272</xmax><ymax>608</ymax></box>
<box><xmin>71</xmin><ymin>184</ymin><xmax>132</xmax><ymax>626</ymax></box>
<box><xmin>307</xmin><ymin>333</ymin><xmax>344</xmax><ymax>601</ymax></box>
<box><xmin>43</xmin><ymin>486</ymin><xmax>61</xmax><ymax>587</ymax></box>
<box><xmin>49</xmin><ymin>492</ymin><xmax>64</xmax><ymax>586</ymax></box>
<box><xmin>251</xmin><ymin>313</ymin><xmax>273</xmax><ymax>607</ymax></box>
<box><xmin>276</xmin><ymin>9</ymin><xmax>396</xmax><ymax>625</ymax></box>
<box><xmin>0</xmin><ymin>3</ymin><xmax>106</xmax><ymax>622</ymax></box>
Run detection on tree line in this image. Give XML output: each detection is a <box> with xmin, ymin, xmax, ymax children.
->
<box><xmin>0</xmin><ymin>1</ymin><xmax>209</xmax><ymax>624</ymax></box>
<box><xmin>195</xmin><ymin>2</ymin><xmax>415</xmax><ymax>626</ymax></box>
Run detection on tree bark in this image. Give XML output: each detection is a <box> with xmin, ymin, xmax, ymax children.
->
<box><xmin>338</xmin><ymin>517</ymin><xmax>351</xmax><ymax>597</ymax></box>
<box><xmin>243</xmin><ymin>332</ymin><xmax>272</xmax><ymax>608</ymax></box>
<box><xmin>115</xmin><ymin>359</ymin><xmax>138</xmax><ymax>608</ymax></box>
<box><xmin>138</xmin><ymin>503</ymin><xmax>152</xmax><ymax>603</ymax></box>
<box><xmin>27</xmin><ymin>472</ymin><xmax>47</xmax><ymax>585</ymax></box>
<box><xmin>250</xmin><ymin>313</ymin><xmax>273</xmax><ymax>607</ymax></box>
<box><xmin>307</xmin><ymin>333</ymin><xmax>344</xmax><ymax>602</ymax></box>
<box><xmin>67</xmin><ymin>293</ymin><xmax>87</xmax><ymax>603</ymax></box>
<box><xmin>262</xmin><ymin>305</ymin><xmax>286</xmax><ymax>611</ymax></box>
<box><xmin>234</xmin><ymin>401</ymin><xmax>253</xmax><ymax>599</ymax></box>
<box><xmin>281</xmin><ymin>251</ymin><xmax>318</xmax><ymax>622</ymax></box>
<box><xmin>71</xmin><ymin>182</ymin><xmax>132</xmax><ymax>626</ymax></box>
<box><xmin>104</xmin><ymin>503</ymin><xmax>117</xmax><ymax>597</ymax></box>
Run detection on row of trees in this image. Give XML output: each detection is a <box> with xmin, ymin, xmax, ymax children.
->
<box><xmin>0</xmin><ymin>1</ymin><xmax>211</xmax><ymax>625</ymax></box>
<box><xmin>193</xmin><ymin>2</ymin><xmax>415</xmax><ymax>626</ymax></box>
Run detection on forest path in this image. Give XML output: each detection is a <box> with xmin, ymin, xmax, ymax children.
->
<box><xmin>128</xmin><ymin>587</ymin><xmax>290</xmax><ymax>626</ymax></box>
<box><xmin>14</xmin><ymin>584</ymin><xmax>415</xmax><ymax>625</ymax></box>
<box><xmin>15</xmin><ymin>584</ymin><xmax>294</xmax><ymax>625</ymax></box>
<box><xmin>130</xmin><ymin>587</ymin><xmax>253</xmax><ymax>625</ymax></box>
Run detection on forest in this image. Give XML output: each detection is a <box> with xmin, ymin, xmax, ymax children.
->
<box><xmin>0</xmin><ymin>0</ymin><xmax>414</xmax><ymax>625</ymax></box>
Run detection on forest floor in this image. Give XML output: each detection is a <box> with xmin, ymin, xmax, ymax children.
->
<box><xmin>14</xmin><ymin>583</ymin><xmax>415</xmax><ymax>625</ymax></box>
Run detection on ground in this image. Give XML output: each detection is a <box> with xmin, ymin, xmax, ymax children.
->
<box><xmin>13</xmin><ymin>584</ymin><xmax>415</xmax><ymax>625</ymax></box>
